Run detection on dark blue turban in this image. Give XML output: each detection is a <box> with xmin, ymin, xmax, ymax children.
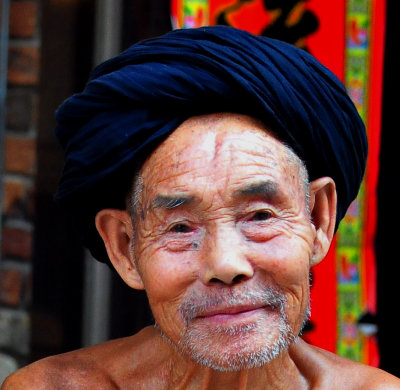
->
<box><xmin>54</xmin><ymin>26</ymin><xmax>367</xmax><ymax>263</ymax></box>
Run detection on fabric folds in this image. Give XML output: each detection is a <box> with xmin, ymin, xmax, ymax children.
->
<box><xmin>54</xmin><ymin>26</ymin><xmax>367</xmax><ymax>263</ymax></box>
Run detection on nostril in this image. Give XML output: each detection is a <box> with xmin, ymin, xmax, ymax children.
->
<box><xmin>210</xmin><ymin>277</ymin><xmax>223</xmax><ymax>284</ymax></box>
<box><xmin>209</xmin><ymin>274</ymin><xmax>248</xmax><ymax>285</ymax></box>
<box><xmin>232</xmin><ymin>274</ymin><xmax>248</xmax><ymax>284</ymax></box>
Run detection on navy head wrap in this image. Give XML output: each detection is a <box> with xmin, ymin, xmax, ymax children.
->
<box><xmin>55</xmin><ymin>26</ymin><xmax>367</xmax><ymax>263</ymax></box>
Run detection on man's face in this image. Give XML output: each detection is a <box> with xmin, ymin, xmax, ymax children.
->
<box><xmin>132</xmin><ymin>113</ymin><xmax>316</xmax><ymax>371</ymax></box>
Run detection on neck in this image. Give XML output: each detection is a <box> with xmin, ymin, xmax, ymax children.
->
<box><xmin>163</xmin><ymin>338</ymin><xmax>309</xmax><ymax>390</ymax></box>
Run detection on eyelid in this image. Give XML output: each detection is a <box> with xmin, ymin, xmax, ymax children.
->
<box><xmin>244</xmin><ymin>202</ymin><xmax>274</xmax><ymax>211</ymax></box>
<box><xmin>251</xmin><ymin>210</ymin><xmax>273</xmax><ymax>219</ymax></box>
<box><xmin>167</xmin><ymin>220</ymin><xmax>192</xmax><ymax>233</ymax></box>
<box><xmin>242</xmin><ymin>208</ymin><xmax>276</xmax><ymax>222</ymax></box>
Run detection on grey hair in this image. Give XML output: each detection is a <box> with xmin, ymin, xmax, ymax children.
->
<box><xmin>282</xmin><ymin>143</ymin><xmax>311</xmax><ymax>216</ymax></box>
<box><xmin>128</xmin><ymin>172</ymin><xmax>143</xmax><ymax>213</ymax></box>
<box><xmin>125</xmin><ymin>167</ymin><xmax>143</xmax><ymax>256</ymax></box>
<box><xmin>125</xmin><ymin>161</ymin><xmax>143</xmax><ymax>218</ymax></box>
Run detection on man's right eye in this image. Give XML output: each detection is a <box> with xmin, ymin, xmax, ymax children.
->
<box><xmin>170</xmin><ymin>223</ymin><xmax>191</xmax><ymax>233</ymax></box>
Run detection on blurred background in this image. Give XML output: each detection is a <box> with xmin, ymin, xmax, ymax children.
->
<box><xmin>0</xmin><ymin>0</ymin><xmax>398</xmax><ymax>383</ymax></box>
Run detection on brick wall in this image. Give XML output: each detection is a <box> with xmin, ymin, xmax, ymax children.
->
<box><xmin>0</xmin><ymin>0</ymin><xmax>40</xmax><ymax>382</ymax></box>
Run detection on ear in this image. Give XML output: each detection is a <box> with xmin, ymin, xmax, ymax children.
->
<box><xmin>95</xmin><ymin>209</ymin><xmax>144</xmax><ymax>290</ymax></box>
<box><xmin>308</xmin><ymin>177</ymin><xmax>337</xmax><ymax>267</ymax></box>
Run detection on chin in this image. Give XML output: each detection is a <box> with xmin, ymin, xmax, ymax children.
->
<box><xmin>155</xmin><ymin>288</ymin><xmax>310</xmax><ymax>371</ymax></box>
<box><xmin>180</xmin><ymin>316</ymin><xmax>298</xmax><ymax>371</ymax></box>
<box><xmin>157</xmin><ymin>312</ymin><xmax>298</xmax><ymax>372</ymax></box>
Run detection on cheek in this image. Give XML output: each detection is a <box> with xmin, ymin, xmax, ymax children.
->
<box><xmin>138</xmin><ymin>249</ymin><xmax>198</xmax><ymax>308</ymax></box>
<box><xmin>138</xmin><ymin>252</ymin><xmax>200</xmax><ymax>339</ymax></box>
<box><xmin>254</xmin><ymin>235</ymin><xmax>311</xmax><ymax>285</ymax></box>
<box><xmin>250</xmin><ymin>236</ymin><xmax>311</xmax><ymax>332</ymax></box>
<box><xmin>253</xmin><ymin>233</ymin><xmax>311</xmax><ymax>317</ymax></box>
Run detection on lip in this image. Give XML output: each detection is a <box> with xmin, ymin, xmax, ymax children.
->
<box><xmin>195</xmin><ymin>304</ymin><xmax>268</xmax><ymax>324</ymax></box>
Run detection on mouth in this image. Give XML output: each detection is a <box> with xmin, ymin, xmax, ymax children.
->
<box><xmin>179</xmin><ymin>287</ymin><xmax>287</xmax><ymax>327</ymax></box>
<box><xmin>195</xmin><ymin>304</ymin><xmax>271</xmax><ymax>325</ymax></box>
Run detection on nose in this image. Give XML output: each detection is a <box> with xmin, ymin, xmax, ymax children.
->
<box><xmin>201</xmin><ymin>225</ymin><xmax>254</xmax><ymax>285</ymax></box>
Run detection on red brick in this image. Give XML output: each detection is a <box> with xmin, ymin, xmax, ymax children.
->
<box><xmin>8</xmin><ymin>46</ymin><xmax>40</xmax><ymax>85</ymax></box>
<box><xmin>1</xmin><ymin>227</ymin><xmax>32</xmax><ymax>259</ymax></box>
<box><xmin>4</xmin><ymin>136</ymin><xmax>36</xmax><ymax>174</ymax></box>
<box><xmin>0</xmin><ymin>268</ymin><xmax>23</xmax><ymax>306</ymax></box>
<box><xmin>2</xmin><ymin>180</ymin><xmax>25</xmax><ymax>215</ymax></box>
<box><xmin>9</xmin><ymin>1</ymin><xmax>38</xmax><ymax>38</ymax></box>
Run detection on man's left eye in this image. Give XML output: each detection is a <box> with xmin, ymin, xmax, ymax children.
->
<box><xmin>251</xmin><ymin>211</ymin><xmax>272</xmax><ymax>221</ymax></box>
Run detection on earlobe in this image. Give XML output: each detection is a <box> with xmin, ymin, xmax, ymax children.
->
<box><xmin>308</xmin><ymin>177</ymin><xmax>337</xmax><ymax>266</ymax></box>
<box><xmin>95</xmin><ymin>209</ymin><xmax>145</xmax><ymax>290</ymax></box>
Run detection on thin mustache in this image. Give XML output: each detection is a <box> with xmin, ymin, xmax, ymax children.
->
<box><xmin>179</xmin><ymin>287</ymin><xmax>287</xmax><ymax>324</ymax></box>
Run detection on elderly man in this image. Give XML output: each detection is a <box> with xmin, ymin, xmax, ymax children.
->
<box><xmin>3</xmin><ymin>26</ymin><xmax>400</xmax><ymax>389</ymax></box>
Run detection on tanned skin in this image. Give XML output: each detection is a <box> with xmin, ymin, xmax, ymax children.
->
<box><xmin>3</xmin><ymin>328</ymin><xmax>400</xmax><ymax>389</ymax></box>
<box><xmin>3</xmin><ymin>114</ymin><xmax>400</xmax><ymax>390</ymax></box>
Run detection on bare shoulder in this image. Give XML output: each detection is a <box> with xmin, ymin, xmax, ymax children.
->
<box><xmin>1</xmin><ymin>326</ymin><xmax>163</xmax><ymax>390</ymax></box>
<box><xmin>1</xmin><ymin>345</ymin><xmax>117</xmax><ymax>390</ymax></box>
<box><xmin>1</xmin><ymin>352</ymin><xmax>103</xmax><ymax>390</ymax></box>
<box><xmin>290</xmin><ymin>339</ymin><xmax>400</xmax><ymax>389</ymax></box>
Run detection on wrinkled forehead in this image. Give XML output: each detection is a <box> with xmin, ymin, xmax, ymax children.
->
<box><xmin>137</xmin><ymin>113</ymin><xmax>304</xmax><ymax>198</ymax></box>
<box><xmin>142</xmin><ymin>113</ymin><xmax>294</xmax><ymax>173</ymax></box>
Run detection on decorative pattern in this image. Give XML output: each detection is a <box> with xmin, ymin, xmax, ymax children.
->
<box><xmin>172</xmin><ymin>0</ymin><xmax>209</xmax><ymax>28</ymax></box>
<box><xmin>336</xmin><ymin>0</ymin><xmax>372</xmax><ymax>363</ymax></box>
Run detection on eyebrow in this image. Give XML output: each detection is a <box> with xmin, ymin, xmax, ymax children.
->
<box><xmin>234</xmin><ymin>181</ymin><xmax>279</xmax><ymax>202</ymax></box>
<box><xmin>151</xmin><ymin>194</ymin><xmax>195</xmax><ymax>210</ymax></box>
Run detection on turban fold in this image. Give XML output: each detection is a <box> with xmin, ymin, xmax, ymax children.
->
<box><xmin>54</xmin><ymin>26</ymin><xmax>367</xmax><ymax>263</ymax></box>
